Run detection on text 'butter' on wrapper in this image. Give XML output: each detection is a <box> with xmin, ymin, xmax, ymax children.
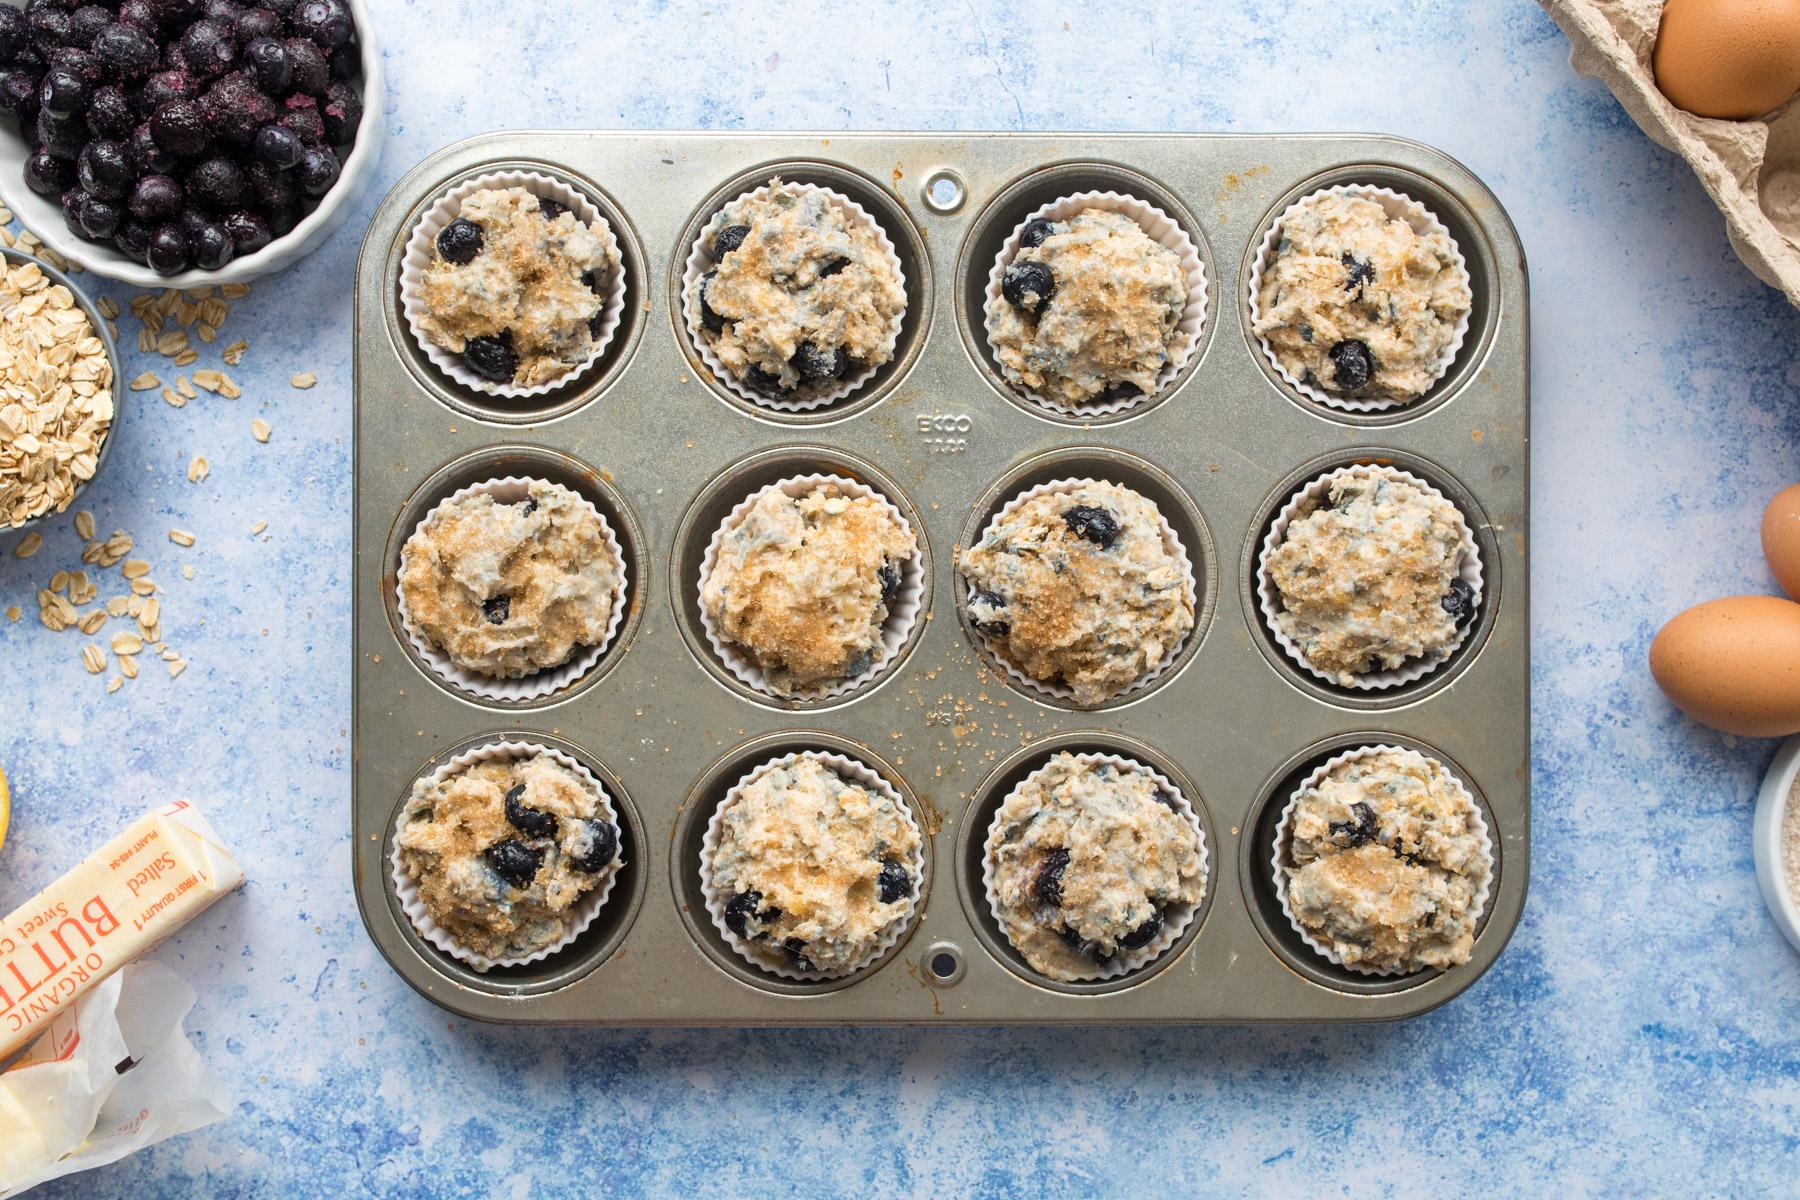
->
<box><xmin>0</xmin><ymin>800</ymin><xmax>245</xmax><ymax>1063</ymax></box>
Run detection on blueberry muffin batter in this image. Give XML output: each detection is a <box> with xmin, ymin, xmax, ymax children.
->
<box><xmin>701</xmin><ymin>482</ymin><xmax>917</xmax><ymax>695</ymax></box>
<box><xmin>986</xmin><ymin>753</ymin><xmax>1205</xmax><ymax>980</ymax></box>
<box><xmin>1253</xmin><ymin>192</ymin><xmax>1470</xmax><ymax>401</ymax></box>
<box><xmin>1280</xmin><ymin>748</ymin><xmax>1489</xmax><ymax>974</ymax></box>
<box><xmin>986</xmin><ymin>208</ymin><xmax>1189</xmax><ymax>408</ymax></box>
<box><xmin>1265</xmin><ymin>470</ymin><xmax>1475</xmax><ymax>684</ymax></box>
<box><xmin>688</xmin><ymin>179</ymin><xmax>905</xmax><ymax>396</ymax></box>
<box><xmin>418</xmin><ymin>186</ymin><xmax>620</xmax><ymax>387</ymax></box>
<box><xmin>959</xmin><ymin>482</ymin><xmax>1193</xmax><ymax>703</ymax></box>
<box><xmin>708</xmin><ymin>755</ymin><xmax>920</xmax><ymax>975</ymax></box>
<box><xmin>399</xmin><ymin>481</ymin><xmax>623</xmax><ymax>680</ymax></box>
<box><xmin>397</xmin><ymin>752</ymin><xmax>622</xmax><ymax>963</ymax></box>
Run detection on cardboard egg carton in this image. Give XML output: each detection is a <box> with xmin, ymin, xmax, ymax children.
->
<box><xmin>1543</xmin><ymin>0</ymin><xmax>1800</xmax><ymax>308</ymax></box>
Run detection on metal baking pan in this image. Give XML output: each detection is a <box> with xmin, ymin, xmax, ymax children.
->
<box><xmin>352</xmin><ymin>132</ymin><xmax>1529</xmax><ymax>1024</ymax></box>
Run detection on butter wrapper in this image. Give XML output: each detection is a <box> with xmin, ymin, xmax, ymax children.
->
<box><xmin>0</xmin><ymin>800</ymin><xmax>244</xmax><ymax>1063</ymax></box>
<box><xmin>0</xmin><ymin>961</ymin><xmax>232</xmax><ymax>1196</ymax></box>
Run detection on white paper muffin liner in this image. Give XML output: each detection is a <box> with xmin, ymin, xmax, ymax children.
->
<box><xmin>680</xmin><ymin>179</ymin><xmax>907</xmax><ymax>412</ymax></box>
<box><xmin>962</xmin><ymin>477</ymin><xmax>1197</xmax><ymax>704</ymax></box>
<box><xmin>982</xmin><ymin>751</ymin><xmax>1207</xmax><ymax>982</ymax></box>
<box><xmin>982</xmin><ymin>191</ymin><xmax>1209</xmax><ymax>418</ymax></box>
<box><xmin>698</xmin><ymin>472</ymin><xmax>923</xmax><ymax>701</ymax></box>
<box><xmin>1256</xmin><ymin>464</ymin><xmax>1483</xmax><ymax>691</ymax></box>
<box><xmin>401</xmin><ymin>169</ymin><xmax>626</xmax><ymax>399</ymax></box>
<box><xmin>1246</xmin><ymin>184</ymin><xmax>1472</xmax><ymax>413</ymax></box>
<box><xmin>396</xmin><ymin>476</ymin><xmax>629</xmax><ymax>702</ymax></box>
<box><xmin>389</xmin><ymin>740</ymin><xmax>624</xmax><ymax>973</ymax></box>
<box><xmin>1271</xmin><ymin>744</ymin><xmax>1494</xmax><ymax>978</ymax></box>
<box><xmin>699</xmin><ymin>749</ymin><xmax>923</xmax><ymax>981</ymax></box>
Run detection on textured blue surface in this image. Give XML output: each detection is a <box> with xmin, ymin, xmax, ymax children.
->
<box><xmin>4</xmin><ymin>1</ymin><xmax>1800</xmax><ymax>1194</ymax></box>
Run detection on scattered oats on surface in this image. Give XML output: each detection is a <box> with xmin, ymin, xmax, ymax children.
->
<box><xmin>130</xmin><ymin>576</ymin><xmax>156</xmax><ymax>596</ymax></box>
<box><xmin>105</xmin><ymin>675</ymin><xmax>122</xmax><ymax>693</ymax></box>
<box><xmin>105</xmin><ymin>596</ymin><xmax>128</xmax><ymax>617</ymax></box>
<box><xmin>192</xmin><ymin>369</ymin><xmax>222</xmax><ymax>393</ymax></box>
<box><xmin>129</xmin><ymin>372</ymin><xmax>161</xmax><ymax>391</ymax></box>
<box><xmin>176</xmin><ymin>375</ymin><xmax>195</xmax><ymax>400</ymax></box>
<box><xmin>81</xmin><ymin>643</ymin><xmax>104</xmax><ymax>674</ymax></box>
<box><xmin>120</xmin><ymin>558</ymin><xmax>150</xmax><ymax>579</ymax></box>
<box><xmin>218</xmin><ymin>374</ymin><xmax>240</xmax><ymax>400</ymax></box>
<box><xmin>250</xmin><ymin>519</ymin><xmax>267</xmax><ymax>535</ymax></box>
<box><xmin>167</xmin><ymin>659</ymin><xmax>186</xmax><ymax>679</ymax></box>
<box><xmin>252</xmin><ymin>418</ymin><xmax>270</xmax><ymax>443</ymax></box>
<box><xmin>196</xmin><ymin>323</ymin><xmax>216</xmax><ymax>343</ymax></box>
<box><xmin>174</xmin><ymin>349</ymin><xmax>198</xmax><ymax>367</ymax></box>
<box><xmin>221</xmin><ymin>283</ymin><xmax>251</xmax><ymax>300</ymax></box>
<box><xmin>118</xmin><ymin>652</ymin><xmax>138</xmax><ymax>679</ymax></box>
<box><xmin>168</xmin><ymin>529</ymin><xmax>194</xmax><ymax>546</ymax></box>
<box><xmin>161</xmin><ymin>387</ymin><xmax>185</xmax><ymax>408</ymax></box>
<box><xmin>222</xmin><ymin>340</ymin><xmax>248</xmax><ymax>366</ymax></box>
<box><xmin>96</xmin><ymin>296</ymin><xmax>117</xmax><ymax>320</ymax></box>
<box><xmin>5</xmin><ymin>605</ymin><xmax>18</xmax><ymax>621</ymax></box>
<box><xmin>138</xmin><ymin>596</ymin><xmax>159</xmax><ymax>629</ymax></box>
<box><xmin>187</xmin><ymin>455</ymin><xmax>209</xmax><ymax>483</ymax></box>
<box><xmin>74</xmin><ymin>510</ymin><xmax>94</xmax><ymax>540</ymax></box>
<box><xmin>14</xmin><ymin>532</ymin><xmax>41</xmax><ymax>557</ymax></box>
<box><xmin>291</xmin><ymin>372</ymin><xmax>317</xmax><ymax>389</ymax></box>
<box><xmin>181</xmin><ymin>563</ymin><xmax>194</xmax><ymax>580</ymax></box>
<box><xmin>160</xmin><ymin>647</ymin><xmax>178</xmax><ymax>662</ymax></box>
<box><xmin>48</xmin><ymin>570</ymin><xmax>68</xmax><ymax>592</ymax></box>
<box><xmin>77</xmin><ymin>609</ymin><xmax>105</xmax><ymax>635</ymax></box>
<box><xmin>111</xmin><ymin>632</ymin><xmax>143</xmax><ymax>655</ymax></box>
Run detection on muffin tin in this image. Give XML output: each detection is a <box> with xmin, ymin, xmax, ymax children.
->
<box><xmin>352</xmin><ymin>132</ymin><xmax>1530</xmax><ymax>1024</ymax></box>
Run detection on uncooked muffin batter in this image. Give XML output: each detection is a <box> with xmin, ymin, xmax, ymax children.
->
<box><xmin>986</xmin><ymin>753</ymin><xmax>1205</xmax><ymax>980</ymax></box>
<box><xmin>986</xmin><ymin>208</ymin><xmax>1188</xmax><ymax>408</ymax></box>
<box><xmin>708</xmin><ymin>755</ymin><xmax>920</xmax><ymax>975</ymax></box>
<box><xmin>1253</xmin><ymin>192</ymin><xmax>1470</xmax><ymax>401</ymax></box>
<box><xmin>701</xmin><ymin>483</ymin><xmax>917</xmax><ymax>694</ymax></box>
<box><xmin>689</xmin><ymin>179</ymin><xmax>906</xmax><ymax>395</ymax></box>
<box><xmin>1281</xmin><ymin>748</ymin><xmax>1489</xmax><ymax>974</ymax></box>
<box><xmin>1265</xmin><ymin>470</ymin><xmax>1472</xmax><ymax>684</ymax></box>
<box><xmin>396</xmin><ymin>753</ymin><xmax>622</xmax><ymax>962</ymax></box>
<box><xmin>399</xmin><ymin>481</ymin><xmax>623</xmax><ymax>680</ymax></box>
<box><xmin>959</xmin><ymin>481</ymin><xmax>1193</xmax><ymax>703</ymax></box>
<box><xmin>418</xmin><ymin>186</ymin><xmax>619</xmax><ymax>387</ymax></box>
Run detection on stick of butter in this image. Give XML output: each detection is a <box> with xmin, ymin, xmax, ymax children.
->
<box><xmin>0</xmin><ymin>800</ymin><xmax>243</xmax><ymax>1062</ymax></box>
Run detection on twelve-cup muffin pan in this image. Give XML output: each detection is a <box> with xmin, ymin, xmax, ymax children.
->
<box><xmin>352</xmin><ymin>132</ymin><xmax>1530</xmax><ymax>1024</ymax></box>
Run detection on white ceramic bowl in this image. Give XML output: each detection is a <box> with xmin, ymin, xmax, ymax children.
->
<box><xmin>0</xmin><ymin>0</ymin><xmax>383</xmax><ymax>287</ymax></box>
<box><xmin>1753</xmin><ymin>734</ymin><xmax>1800</xmax><ymax>956</ymax></box>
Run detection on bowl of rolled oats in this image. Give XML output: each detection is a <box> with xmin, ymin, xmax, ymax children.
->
<box><xmin>0</xmin><ymin>247</ymin><xmax>121</xmax><ymax>534</ymax></box>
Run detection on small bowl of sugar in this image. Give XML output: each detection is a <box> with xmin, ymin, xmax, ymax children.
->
<box><xmin>1754</xmin><ymin>735</ymin><xmax>1800</xmax><ymax>955</ymax></box>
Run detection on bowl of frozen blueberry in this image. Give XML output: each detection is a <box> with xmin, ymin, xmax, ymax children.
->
<box><xmin>0</xmin><ymin>0</ymin><xmax>380</xmax><ymax>286</ymax></box>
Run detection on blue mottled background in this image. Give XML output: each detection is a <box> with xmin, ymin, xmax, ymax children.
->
<box><xmin>3</xmin><ymin>1</ymin><xmax>1799</xmax><ymax>1195</ymax></box>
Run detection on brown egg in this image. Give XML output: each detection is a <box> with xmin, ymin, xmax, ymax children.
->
<box><xmin>1650</xmin><ymin>595</ymin><xmax>1800</xmax><ymax>736</ymax></box>
<box><xmin>1764</xmin><ymin>483</ymin><xmax>1800</xmax><ymax>600</ymax></box>
<box><xmin>1654</xmin><ymin>0</ymin><xmax>1800</xmax><ymax>120</ymax></box>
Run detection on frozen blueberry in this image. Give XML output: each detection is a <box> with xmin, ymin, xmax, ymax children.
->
<box><xmin>876</xmin><ymin>857</ymin><xmax>912</xmax><ymax>905</ymax></box>
<box><xmin>38</xmin><ymin>66</ymin><xmax>86</xmax><ymax>119</ymax></box>
<box><xmin>117</xmin><ymin>0</ymin><xmax>159</xmax><ymax>31</ymax></box>
<box><xmin>76</xmin><ymin>193</ymin><xmax>119</xmax><ymax>239</ymax></box>
<box><xmin>0</xmin><ymin>8</ymin><xmax>26</xmax><ymax>62</ymax></box>
<box><xmin>145</xmin><ymin>220</ymin><xmax>189</xmax><ymax>274</ymax></box>
<box><xmin>294</xmin><ymin>144</ymin><xmax>335</xmax><ymax>196</ymax></box>
<box><xmin>35</xmin><ymin>108</ymin><xmax>83</xmax><ymax>158</ymax></box>
<box><xmin>186</xmin><ymin>156</ymin><xmax>242</xmax><ymax>208</ymax></box>
<box><xmin>278</xmin><ymin>94</ymin><xmax>323</xmax><ymax>144</ymax></box>
<box><xmin>723</xmin><ymin>890</ymin><xmax>765</xmax><ymax>938</ymax></box>
<box><xmin>1017</xmin><ymin>217</ymin><xmax>1055</xmax><ymax>248</ymax></box>
<box><xmin>817</xmin><ymin>255</ymin><xmax>849</xmax><ymax>279</ymax></box>
<box><xmin>23</xmin><ymin>149</ymin><xmax>72</xmax><ymax>195</ymax></box>
<box><xmin>129</xmin><ymin>172</ymin><xmax>181</xmax><ymax>220</ymax></box>
<box><xmin>234</xmin><ymin>7</ymin><xmax>281</xmax><ymax>42</ymax></box>
<box><xmin>327</xmin><ymin>35</ymin><xmax>356</xmax><ymax>80</ymax></box>
<box><xmin>481</xmin><ymin>594</ymin><xmax>509</xmax><ymax>625</ymax></box>
<box><xmin>782</xmin><ymin>939</ymin><xmax>815</xmax><ymax>972</ymax></box>
<box><xmin>58</xmin><ymin>185</ymin><xmax>86</xmax><ymax>236</ymax></box>
<box><xmin>86</xmin><ymin>85</ymin><xmax>135</xmax><ymax>140</ymax></box>
<box><xmin>502</xmin><ymin>784</ymin><xmax>558</xmax><ymax>840</ymax></box>
<box><xmin>1118</xmin><ymin>907</ymin><xmax>1163</xmax><ymax>951</ymax></box>
<box><xmin>150</xmin><ymin>98</ymin><xmax>208</xmax><ymax>155</ymax></box>
<box><xmin>1341</xmin><ymin>251</ymin><xmax>1374</xmax><ymax>295</ymax></box>
<box><xmin>742</xmin><ymin>365</ymin><xmax>785</xmax><ymax>394</ymax></box>
<box><xmin>1062</xmin><ymin>504</ymin><xmax>1119</xmax><ymax>549</ymax></box>
<box><xmin>203</xmin><ymin>0</ymin><xmax>247</xmax><ymax>18</ymax></box>
<box><xmin>462</xmin><ymin>333</ymin><xmax>517</xmax><ymax>383</ymax></box>
<box><xmin>26</xmin><ymin>9</ymin><xmax>71</xmax><ymax>55</ymax></box>
<box><xmin>0</xmin><ymin>71</ymin><xmax>41</xmax><ymax>123</ymax></box>
<box><xmin>76</xmin><ymin>138</ymin><xmax>132</xmax><ymax>200</ymax></box>
<box><xmin>1097</xmin><ymin>380</ymin><xmax>1141</xmax><ymax>404</ymax></box>
<box><xmin>252</xmin><ymin>122</ymin><xmax>301</xmax><ymax>168</ymax></box>
<box><xmin>66</xmin><ymin>5</ymin><xmax>110</xmax><ymax>47</ymax></box>
<box><xmin>220</xmin><ymin>206</ymin><xmax>269</xmax><ymax>254</ymax></box>
<box><xmin>1442</xmin><ymin>577</ymin><xmax>1477</xmax><ymax>627</ymax></box>
<box><xmin>711</xmin><ymin>222</ymin><xmax>748</xmax><ymax>259</ymax></box>
<box><xmin>243</xmin><ymin>35</ymin><xmax>289</xmax><ymax>94</ymax></box>
<box><xmin>293</xmin><ymin>0</ymin><xmax>353</xmax><ymax>49</ymax></box>
<box><xmin>969</xmin><ymin>590</ymin><xmax>1010</xmax><ymax>637</ymax></box>
<box><xmin>1329</xmin><ymin>801</ymin><xmax>1379</xmax><ymax>848</ymax></box>
<box><xmin>201</xmin><ymin>72</ymin><xmax>275</xmax><ymax>146</ymax></box>
<box><xmin>282</xmin><ymin>36</ymin><xmax>326</xmax><ymax>95</ymax></box>
<box><xmin>46</xmin><ymin>47</ymin><xmax>100</xmax><ymax>88</ymax></box>
<box><xmin>1001</xmin><ymin>260</ymin><xmax>1053</xmax><ymax>312</ymax></box>
<box><xmin>264</xmin><ymin>198</ymin><xmax>298</xmax><ymax>237</ymax></box>
<box><xmin>1327</xmin><ymin>339</ymin><xmax>1374</xmax><ymax>392</ymax></box>
<box><xmin>791</xmin><ymin>340</ymin><xmax>846</xmax><ymax>382</ymax></box>
<box><xmin>570</xmin><ymin>819</ymin><xmax>618</xmax><ymax>874</ymax></box>
<box><xmin>244</xmin><ymin>157</ymin><xmax>294</xmax><ymax>212</ymax></box>
<box><xmin>1030</xmin><ymin>847</ymin><xmax>1070</xmax><ymax>907</ymax></box>
<box><xmin>877</xmin><ymin>559</ymin><xmax>901</xmax><ymax>607</ymax></box>
<box><xmin>93</xmin><ymin>23</ymin><xmax>158</xmax><ymax>80</ymax></box>
<box><xmin>129</xmin><ymin>122</ymin><xmax>176</xmax><ymax>175</ymax></box>
<box><xmin>178</xmin><ymin>19</ymin><xmax>236</xmax><ymax>79</ymax></box>
<box><xmin>483</xmin><ymin>839</ymin><xmax>544</xmax><ymax>889</ymax></box>
<box><xmin>535</xmin><ymin>196</ymin><xmax>567</xmax><ymax>221</ymax></box>
<box><xmin>1059</xmin><ymin>926</ymin><xmax>1113</xmax><ymax>963</ymax></box>
<box><xmin>139</xmin><ymin>71</ymin><xmax>193</xmax><ymax>114</ymax></box>
<box><xmin>319</xmin><ymin>77</ymin><xmax>357</xmax><ymax>143</ymax></box>
<box><xmin>188</xmin><ymin>218</ymin><xmax>233</xmax><ymax>269</ymax></box>
<box><xmin>114</xmin><ymin>216</ymin><xmax>151</xmax><ymax>261</ymax></box>
<box><xmin>697</xmin><ymin>270</ymin><xmax>726</xmax><ymax>333</ymax></box>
